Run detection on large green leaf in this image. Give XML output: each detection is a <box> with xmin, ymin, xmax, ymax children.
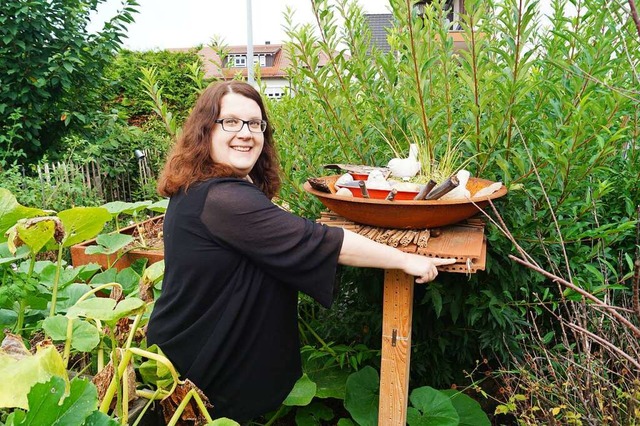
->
<box><xmin>115</xmin><ymin>267</ymin><xmax>141</xmax><ymax>296</ymax></box>
<box><xmin>295</xmin><ymin>401</ymin><xmax>334</xmax><ymax>426</ymax></box>
<box><xmin>39</xmin><ymin>264</ymin><xmax>83</xmax><ymax>291</ymax></box>
<box><xmin>142</xmin><ymin>259</ymin><xmax>165</xmax><ymax>284</ymax></box>
<box><xmin>6</xmin><ymin>218</ymin><xmax>56</xmax><ymax>255</ymax></box>
<box><xmin>0</xmin><ymin>242</ymin><xmax>30</xmax><ymax>265</ymax></box>
<box><xmin>75</xmin><ymin>264</ymin><xmax>102</xmax><ymax>282</ymax></box>
<box><xmin>18</xmin><ymin>376</ymin><xmax>98</xmax><ymax>425</ymax></box>
<box><xmin>84</xmin><ymin>233</ymin><xmax>134</xmax><ymax>256</ymax></box>
<box><xmin>406</xmin><ymin>386</ymin><xmax>459</xmax><ymax>426</ymax></box>
<box><xmin>0</xmin><ymin>309</ymin><xmax>18</xmax><ymax>328</ymax></box>
<box><xmin>66</xmin><ymin>297</ymin><xmax>145</xmax><ymax>323</ymax></box>
<box><xmin>307</xmin><ymin>364</ymin><xmax>349</xmax><ymax>400</ymax></box>
<box><xmin>0</xmin><ymin>345</ymin><xmax>67</xmax><ymax>409</ymax></box>
<box><xmin>283</xmin><ymin>373</ymin><xmax>316</xmax><ymax>406</ymax></box>
<box><xmin>101</xmin><ymin>200</ymin><xmax>151</xmax><ymax>216</ymax></box>
<box><xmin>57</xmin><ymin>207</ymin><xmax>111</xmax><ymax>248</ymax></box>
<box><xmin>137</xmin><ymin>344</ymin><xmax>174</xmax><ymax>390</ymax></box>
<box><xmin>344</xmin><ymin>366</ymin><xmax>379</xmax><ymax>426</ymax></box>
<box><xmin>54</xmin><ymin>283</ymin><xmax>93</xmax><ymax>311</ymax></box>
<box><xmin>81</xmin><ymin>410</ymin><xmax>119</xmax><ymax>425</ymax></box>
<box><xmin>42</xmin><ymin>316</ymin><xmax>100</xmax><ymax>352</ymax></box>
<box><xmin>100</xmin><ymin>201</ymin><xmax>131</xmax><ymax>216</ymax></box>
<box><xmin>0</xmin><ymin>189</ymin><xmax>45</xmax><ymax>243</ymax></box>
<box><xmin>147</xmin><ymin>199</ymin><xmax>169</xmax><ymax>213</ymax></box>
<box><xmin>89</xmin><ymin>268</ymin><xmax>118</xmax><ymax>286</ymax></box>
<box><xmin>439</xmin><ymin>389</ymin><xmax>491</xmax><ymax>426</ymax></box>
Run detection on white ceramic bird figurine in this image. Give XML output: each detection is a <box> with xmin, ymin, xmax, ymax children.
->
<box><xmin>388</xmin><ymin>144</ymin><xmax>421</xmax><ymax>179</ymax></box>
<box><xmin>366</xmin><ymin>169</ymin><xmax>392</xmax><ymax>190</ymax></box>
<box><xmin>440</xmin><ymin>169</ymin><xmax>471</xmax><ymax>200</ymax></box>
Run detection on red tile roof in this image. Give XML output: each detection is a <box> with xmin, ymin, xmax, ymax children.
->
<box><xmin>168</xmin><ymin>43</ymin><xmax>333</xmax><ymax>80</ymax></box>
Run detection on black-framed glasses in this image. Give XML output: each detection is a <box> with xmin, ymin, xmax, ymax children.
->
<box><xmin>215</xmin><ymin>118</ymin><xmax>267</xmax><ymax>133</ymax></box>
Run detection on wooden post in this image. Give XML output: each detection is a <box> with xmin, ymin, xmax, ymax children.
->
<box><xmin>378</xmin><ymin>269</ymin><xmax>414</xmax><ymax>425</ymax></box>
<box><xmin>315</xmin><ymin>213</ymin><xmax>488</xmax><ymax>423</ymax></box>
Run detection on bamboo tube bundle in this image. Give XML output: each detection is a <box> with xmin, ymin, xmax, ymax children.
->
<box><xmin>416</xmin><ymin>230</ymin><xmax>430</xmax><ymax>247</ymax></box>
<box><xmin>400</xmin><ymin>230</ymin><xmax>418</xmax><ymax>246</ymax></box>
<box><xmin>375</xmin><ymin>229</ymin><xmax>395</xmax><ymax>245</ymax></box>
<box><xmin>414</xmin><ymin>180</ymin><xmax>437</xmax><ymax>200</ymax></box>
<box><xmin>388</xmin><ymin>230</ymin><xmax>407</xmax><ymax>247</ymax></box>
<box><xmin>424</xmin><ymin>176</ymin><xmax>459</xmax><ymax>200</ymax></box>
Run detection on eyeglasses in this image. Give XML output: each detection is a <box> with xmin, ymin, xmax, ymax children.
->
<box><xmin>215</xmin><ymin>118</ymin><xmax>267</xmax><ymax>133</ymax></box>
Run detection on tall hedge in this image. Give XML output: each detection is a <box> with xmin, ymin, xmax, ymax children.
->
<box><xmin>0</xmin><ymin>0</ymin><xmax>139</xmax><ymax>165</ymax></box>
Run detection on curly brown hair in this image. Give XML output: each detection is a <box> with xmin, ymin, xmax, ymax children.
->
<box><xmin>157</xmin><ymin>81</ymin><xmax>281</xmax><ymax>199</ymax></box>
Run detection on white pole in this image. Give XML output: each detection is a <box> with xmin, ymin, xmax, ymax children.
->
<box><xmin>246</xmin><ymin>0</ymin><xmax>254</xmax><ymax>85</ymax></box>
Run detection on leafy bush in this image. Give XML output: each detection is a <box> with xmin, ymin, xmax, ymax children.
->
<box><xmin>268</xmin><ymin>0</ymin><xmax>640</xmax><ymax>400</ymax></box>
<box><xmin>101</xmin><ymin>49</ymin><xmax>205</xmax><ymax>126</ymax></box>
<box><xmin>95</xmin><ymin>0</ymin><xmax>639</xmax><ymax>421</ymax></box>
<box><xmin>0</xmin><ymin>0</ymin><xmax>139</xmax><ymax>164</ymax></box>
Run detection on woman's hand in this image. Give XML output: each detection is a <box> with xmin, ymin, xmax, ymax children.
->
<box><xmin>401</xmin><ymin>253</ymin><xmax>457</xmax><ymax>283</ymax></box>
<box><xmin>339</xmin><ymin>229</ymin><xmax>457</xmax><ymax>282</ymax></box>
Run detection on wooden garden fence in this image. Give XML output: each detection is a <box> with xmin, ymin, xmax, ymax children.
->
<box><xmin>36</xmin><ymin>150</ymin><xmax>154</xmax><ymax>204</ymax></box>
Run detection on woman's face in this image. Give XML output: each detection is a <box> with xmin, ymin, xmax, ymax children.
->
<box><xmin>211</xmin><ymin>92</ymin><xmax>265</xmax><ymax>177</ymax></box>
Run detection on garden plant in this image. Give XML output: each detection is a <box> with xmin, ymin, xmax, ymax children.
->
<box><xmin>1</xmin><ymin>0</ymin><xmax>639</xmax><ymax>424</ymax></box>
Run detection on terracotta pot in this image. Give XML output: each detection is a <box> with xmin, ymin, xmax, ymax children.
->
<box><xmin>70</xmin><ymin>215</ymin><xmax>164</xmax><ymax>271</ymax></box>
<box><xmin>304</xmin><ymin>175</ymin><xmax>508</xmax><ymax>229</ymax></box>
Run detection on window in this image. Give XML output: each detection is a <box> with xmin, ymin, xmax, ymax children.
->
<box><xmin>266</xmin><ymin>90</ymin><xmax>284</xmax><ymax>100</ymax></box>
<box><xmin>251</xmin><ymin>55</ymin><xmax>267</xmax><ymax>67</ymax></box>
<box><xmin>231</xmin><ymin>55</ymin><xmax>246</xmax><ymax>67</ymax></box>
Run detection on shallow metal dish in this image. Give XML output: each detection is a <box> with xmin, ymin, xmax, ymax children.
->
<box><xmin>304</xmin><ymin>175</ymin><xmax>508</xmax><ymax>229</ymax></box>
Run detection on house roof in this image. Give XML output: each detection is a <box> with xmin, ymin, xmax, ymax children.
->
<box><xmin>363</xmin><ymin>11</ymin><xmax>472</xmax><ymax>54</ymax></box>
<box><xmin>169</xmin><ymin>43</ymin><xmax>332</xmax><ymax>80</ymax></box>
<box><xmin>365</xmin><ymin>14</ymin><xmax>394</xmax><ymax>53</ymax></box>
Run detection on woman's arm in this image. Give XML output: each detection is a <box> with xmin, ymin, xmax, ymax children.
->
<box><xmin>338</xmin><ymin>229</ymin><xmax>457</xmax><ymax>283</ymax></box>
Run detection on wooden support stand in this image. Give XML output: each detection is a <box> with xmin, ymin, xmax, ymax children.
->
<box><xmin>318</xmin><ymin>212</ymin><xmax>487</xmax><ymax>425</ymax></box>
<box><xmin>379</xmin><ymin>269</ymin><xmax>414</xmax><ymax>424</ymax></box>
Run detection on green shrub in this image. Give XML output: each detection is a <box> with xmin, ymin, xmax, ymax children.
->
<box><xmin>120</xmin><ymin>0</ymin><xmax>639</xmax><ymax>420</ymax></box>
<box><xmin>0</xmin><ymin>0</ymin><xmax>138</xmax><ymax>164</ymax></box>
<box><xmin>269</xmin><ymin>0</ymin><xmax>640</xmax><ymax>396</ymax></box>
<box><xmin>101</xmin><ymin>49</ymin><xmax>204</xmax><ymax>125</ymax></box>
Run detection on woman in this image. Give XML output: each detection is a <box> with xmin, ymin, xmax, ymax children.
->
<box><xmin>146</xmin><ymin>81</ymin><xmax>455</xmax><ymax>422</ymax></box>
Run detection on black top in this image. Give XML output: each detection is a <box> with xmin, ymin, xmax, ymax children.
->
<box><xmin>147</xmin><ymin>178</ymin><xmax>344</xmax><ymax>421</ymax></box>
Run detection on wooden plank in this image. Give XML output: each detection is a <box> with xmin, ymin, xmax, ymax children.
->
<box><xmin>421</xmin><ymin>225</ymin><xmax>484</xmax><ymax>259</ymax></box>
<box><xmin>416</xmin><ymin>225</ymin><xmax>486</xmax><ymax>272</ymax></box>
<box><xmin>318</xmin><ymin>214</ymin><xmax>487</xmax><ymax>273</ymax></box>
<box><xmin>379</xmin><ymin>269</ymin><xmax>414</xmax><ymax>425</ymax></box>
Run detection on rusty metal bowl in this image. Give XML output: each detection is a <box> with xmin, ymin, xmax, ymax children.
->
<box><xmin>303</xmin><ymin>175</ymin><xmax>508</xmax><ymax>229</ymax></box>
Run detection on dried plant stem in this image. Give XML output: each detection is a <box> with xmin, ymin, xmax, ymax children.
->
<box><xmin>563</xmin><ymin>320</ymin><xmax>640</xmax><ymax>371</ymax></box>
<box><xmin>634</xmin><ymin>205</ymin><xmax>640</xmax><ymax>317</ymax></box>
<box><xmin>508</xmin><ymin>254</ymin><xmax>640</xmax><ymax>339</ymax></box>
<box><xmin>404</xmin><ymin>0</ymin><xmax>432</xmax><ymax>157</ymax></box>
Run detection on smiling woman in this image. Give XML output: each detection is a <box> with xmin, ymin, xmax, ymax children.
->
<box><xmin>145</xmin><ymin>80</ymin><xmax>454</xmax><ymax>422</ymax></box>
<box><xmin>210</xmin><ymin>94</ymin><xmax>266</xmax><ymax>177</ymax></box>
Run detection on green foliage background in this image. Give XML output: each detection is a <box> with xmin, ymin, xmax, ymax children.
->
<box><xmin>0</xmin><ymin>0</ymin><xmax>139</xmax><ymax>166</ymax></box>
<box><xmin>266</xmin><ymin>0</ymin><xmax>640</xmax><ymax>391</ymax></box>
<box><xmin>1</xmin><ymin>0</ymin><xmax>639</xmax><ymax>422</ymax></box>
<box><xmin>101</xmin><ymin>49</ymin><xmax>203</xmax><ymax>124</ymax></box>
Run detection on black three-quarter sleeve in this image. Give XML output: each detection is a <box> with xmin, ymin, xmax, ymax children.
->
<box><xmin>199</xmin><ymin>178</ymin><xmax>344</xmax><ymax>308</ymax></box>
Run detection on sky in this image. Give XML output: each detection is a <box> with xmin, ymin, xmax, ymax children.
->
<box><xmin>89</xmin><ymin>0</ymin><xmax>393</xmax><ymax>51</ymax></box>
<box><xmin>89</xmin><ymin>0</ymin><xmax>557</xmax><ymax>51</ymax></box>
